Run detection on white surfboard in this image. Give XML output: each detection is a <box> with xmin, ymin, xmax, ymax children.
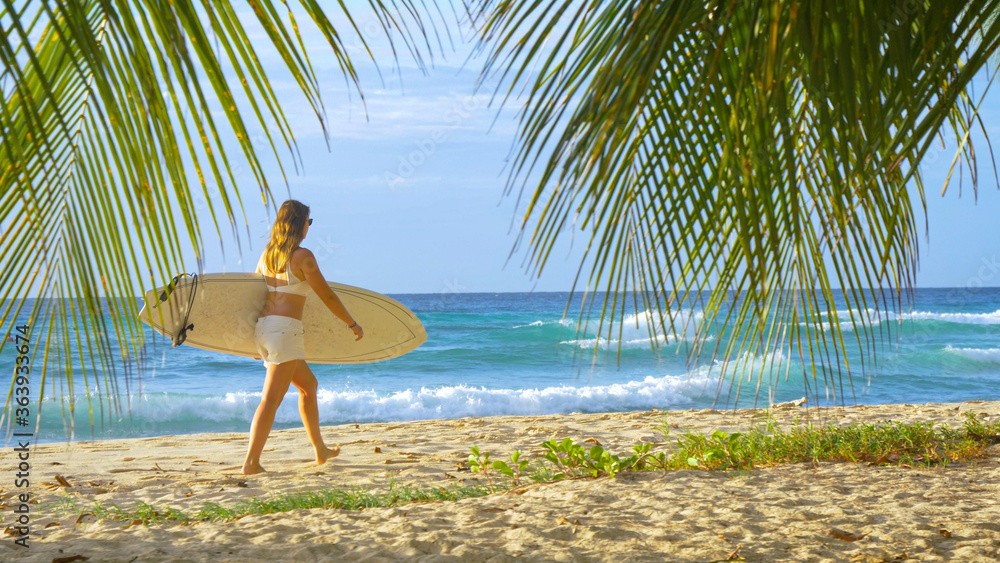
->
<box><xmin>138</xmin><ymin>273</ymin><xmax>426</xmax><ymax>363</ymax></box>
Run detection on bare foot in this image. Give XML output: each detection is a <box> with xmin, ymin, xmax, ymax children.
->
<box><xmin>316</xmin><ymin>445</ymin><xmax>340</xmax><ymax>465</ymax></box>
<box><xmin>241</xmin><ymin>460</ymin><xmax>266</xmax><ymax>475</ymax></box>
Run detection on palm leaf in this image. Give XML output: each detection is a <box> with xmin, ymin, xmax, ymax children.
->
<box><xmin>0</xmin><ymin>0</ymin><xmax>450</xmax><ymax>438</ymax></box>
<box><xmin>467</xmin><ymin>0</ymin><xmax>1000</xmax><ymax>407</ymax></box>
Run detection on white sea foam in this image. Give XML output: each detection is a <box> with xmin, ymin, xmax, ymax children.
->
<box><xmin>561</xmin><ymin>335</ymin><xmax>676</xmax><ymax>350</ymax></box>
<box><xmin>943</xmin><ymin>345</ymin><xmax>1000</xmax><ymax>363</ymax></box>
<box><xmin>560</xmin><ymin>334</ymin><xmax>715</xmax><ymax>350</ymax></box>
<box><xmin>797</xmin><ymin>307</ymin><xmax>1000</xmax><ymax>329</ymax></box>
<box><xmin>818</xmin><ymin>308</ymin><xmax>879</xmax><ymax>318</ymax></box>
<box><xmin>127</xmin><ymin>353</ymin><xmax>791</xmax><ymax>426</ymax></box>
<box><xmin>798</xmin><ymin>319</ymin><xmax>882</xmax><ymax>332</ymax></box>
<box><xmin>517</xmin><ymin>308</ymin><xmax>709</xmax><ymax>349</ymax></box>
<box><xmin>760</xmin><ymin>303</ymin><xmax>1000</xmax><ymax>327</ymax></box>
<box><xmin>63</xmin><ymin>374</ymin><xmax>716</xmax><ymax>426</ymax></box>
<box><xmin>688</xmin><ymin>350</ymin><xmax>789</xmax><ymax>378</ymax></box>
<box><xmin>901</xmin><ymin>310</ymin><xmax>1000</xmax><ymax>325</ymax></box>
<box><xmin>680</xmin><ymin>350</ymin><xmax>799</xmax><ymax>405</ymax></box>
<box><xmin>837</xmin><ymin>308</ymin><xmax>1000</xmax><ymax>325</ymax></box>
<box><xmin>586</xmin><ymin>309</ymin><xmax>703</xmax><ymax>341</ymax></box>
<box><xmin>298</xmin><ymin>373</ymin><xmax>715</xmax><ymax>422</ymax></box>
<box><xmin>512</xmin><ymin>318</ymin><xmax>575</xmax><ymax>329</ymax></box>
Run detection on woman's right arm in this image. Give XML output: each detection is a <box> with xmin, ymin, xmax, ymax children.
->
<box><xmin>297</xmin><ymin>249</ymin><xmax>364</xmax><ymax>341</ymax></box>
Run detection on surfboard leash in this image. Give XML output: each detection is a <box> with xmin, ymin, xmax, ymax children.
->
<box><xmin>159</xmin><ymin>273</ymin><xmax>199</xmax><ymax>346</ymax></box>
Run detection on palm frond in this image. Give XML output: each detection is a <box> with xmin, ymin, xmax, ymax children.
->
<box><xmin>467</xmin><ymin>0</ymin><xmax>1000</xmax><ymax>407</ymax></box>
<box><xmin>0</xmin><ymin>0</ymin><xmax>451</xmax><ymax>438</ymax></box>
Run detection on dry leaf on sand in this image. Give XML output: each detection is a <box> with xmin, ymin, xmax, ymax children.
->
<box><xmin>828</xmin><ymin>528</ymin><xmax>870</xmax><ymax>542</ymax></box>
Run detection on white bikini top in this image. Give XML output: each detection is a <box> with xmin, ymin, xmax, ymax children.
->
<box><xmin>256</xmin><ymin>251</ymin><xmax>311</xmax><ymax>296</ymax></box>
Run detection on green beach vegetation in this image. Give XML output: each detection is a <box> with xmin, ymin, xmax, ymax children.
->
<box><xmin>470</xmin><ymin>411</ymin><xmax>1000</xmax><ymax>487</ymax></box>
<box><xmin>45</xmin><ymin>412</ymin><xmax>1000</xmax><ymax>526</ymax></box>
<box><xmin>4</xmin><ymin>1</ymin><xmax>1000</xmax><ymax>428</ymax></box>
<box><xmin>49</xmin><ymin>478</ymin><xmax>499</xmax><ymax>526</ymax></box>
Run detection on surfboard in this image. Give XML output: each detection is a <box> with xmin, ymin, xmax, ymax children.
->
<box><xmin>137</xmin><ymin>273</ymin><xmax>426</xmax><ymax>363</ymax></box>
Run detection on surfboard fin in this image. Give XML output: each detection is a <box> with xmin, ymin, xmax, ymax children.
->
<box><xmin>174</xmin><ymin>322</ymin><xmax>195</xmax><ymax>346</ymax></box>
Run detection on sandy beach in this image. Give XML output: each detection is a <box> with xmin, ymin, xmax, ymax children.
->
<box><xmin>3</xmin><ymin>400</ymin><xmax>999</xmax><ymax>562</ymax></box>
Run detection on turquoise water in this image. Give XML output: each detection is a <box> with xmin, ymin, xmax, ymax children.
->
<box><xmin>4</xmin><ymin>289</ymin><xmax>1000</xmax><ymax>444</ymax></box>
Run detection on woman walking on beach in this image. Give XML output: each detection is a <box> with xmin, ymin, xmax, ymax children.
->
<box><xmin>243</xmin><ymin>199</ymin><xmax>364</xmax><ymax>475</ymax></box>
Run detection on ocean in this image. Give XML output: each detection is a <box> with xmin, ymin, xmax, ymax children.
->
<box><xmin>4</xmin><ymin>289</ymin><xmax>1000</xmax><ymax>444</ymax></box>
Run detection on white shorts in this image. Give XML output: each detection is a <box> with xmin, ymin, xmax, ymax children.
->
<box><xmin>254</xmin><ymin>315</ymin><xmax>306</xmax><ymax>367</ymax></box>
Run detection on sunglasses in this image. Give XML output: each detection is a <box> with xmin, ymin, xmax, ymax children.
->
<box><xmin>308</xmin><ymin>218</ymin><xmax>313</xmax><ymax>226</ymax></box>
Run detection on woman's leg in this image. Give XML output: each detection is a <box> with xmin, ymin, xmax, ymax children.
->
<box><xmin>290</xmin><ymin>361</ymin><xmax>340</xmax><ymax>464</ymax></box>
<box><xmin>241</xmin><ymin>361</ymin><xmax>297</xmax><ymax>475</ymax></box>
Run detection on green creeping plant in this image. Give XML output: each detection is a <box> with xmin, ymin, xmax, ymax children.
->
<box><xmin>491</xmin><ymin>450</ymin><xmax>530</xmax><ymax>487</ymax></box>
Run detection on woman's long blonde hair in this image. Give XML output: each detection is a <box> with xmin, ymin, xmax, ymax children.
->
<box><xmin>263</xmin><ymin>200</ymin><xmax>310</xmax><ymax>275</ymax></box>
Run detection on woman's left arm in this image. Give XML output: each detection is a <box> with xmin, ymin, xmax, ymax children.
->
<box><xmin>297</xmin><ymin>249</ymin><xmax>364</xmax><ymax>341</ymax></box>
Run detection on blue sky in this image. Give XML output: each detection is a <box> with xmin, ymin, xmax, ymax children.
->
<box><xmin>911</xmin><ymin>70</ymin><xmax>1000</xmax><ymax>289</ymax></box>
<box><xmin>185</xmin><ymin>3</ymin><xmax>587</xmax><ymax>294</ymax></box>
<box><xmin>186</xmin><ymin>2</ymin><xmax>1000</xmax><ymax>294</ymax></box>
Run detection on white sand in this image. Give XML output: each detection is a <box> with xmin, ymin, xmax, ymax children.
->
<box><xmin>2</xmin><ymin>401</ymin><xmax>999</xmax><ymax>562</ymax></box>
